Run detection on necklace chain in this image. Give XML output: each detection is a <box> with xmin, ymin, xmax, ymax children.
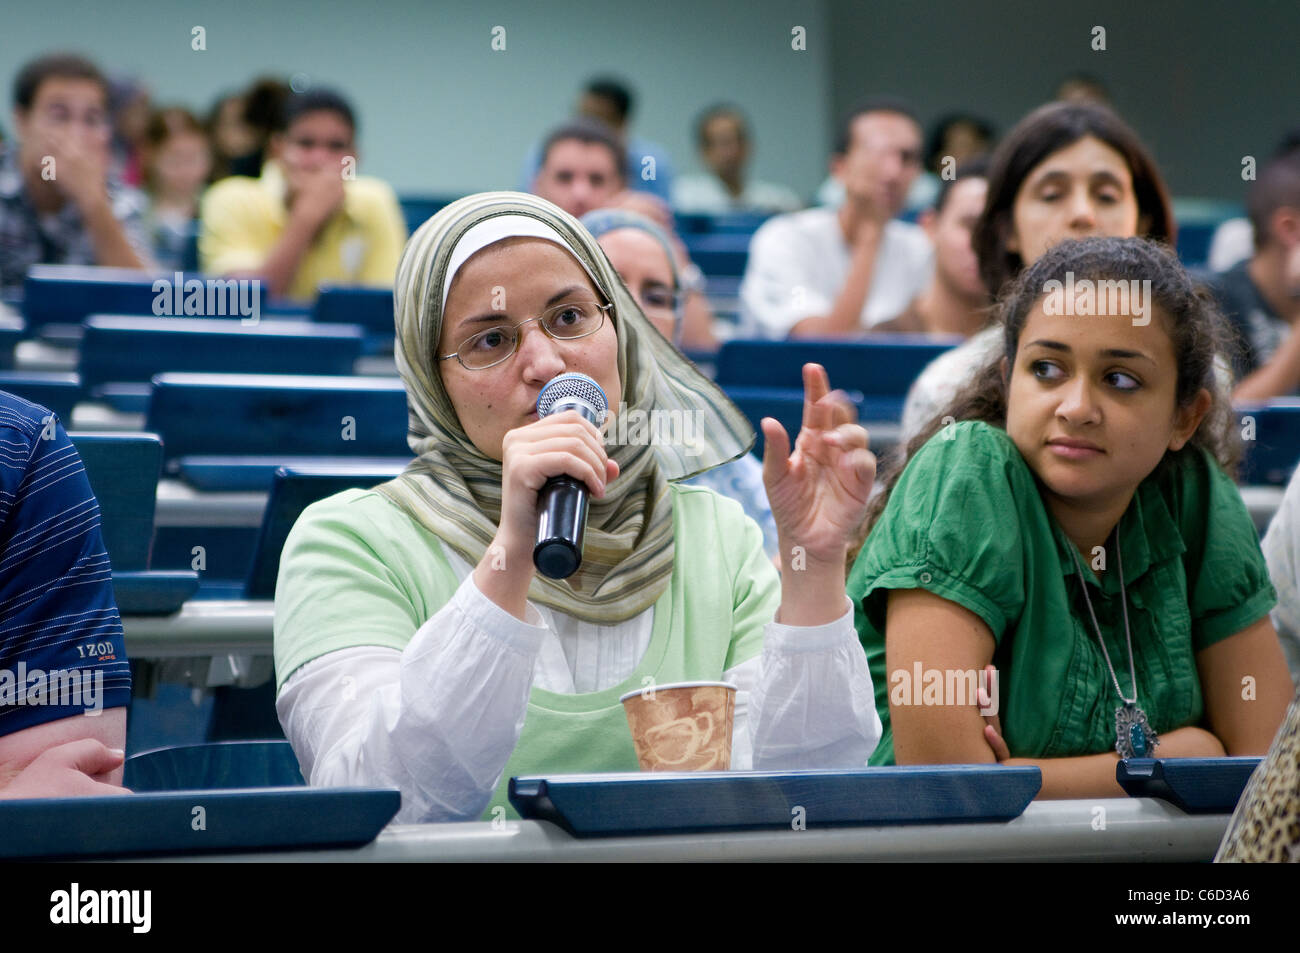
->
<box><xmin>1067</xmin><ymin>533</ymin><xmax>1140</xmax><ymax>706</ymax></box>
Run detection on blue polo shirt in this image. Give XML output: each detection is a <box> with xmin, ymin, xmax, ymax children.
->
<box><xmin>0</xmin><ymin>391</ymin><xmax>131</xmax><ymax>734</ymax></box>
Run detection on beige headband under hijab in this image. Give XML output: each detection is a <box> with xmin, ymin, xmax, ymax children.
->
<box><xmin>376</xmin><ymin>191</ymin><xmax>754</xmax><ymax>624</ymax></box>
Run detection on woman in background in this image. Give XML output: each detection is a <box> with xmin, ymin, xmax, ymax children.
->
<box><xmin>583</xmin><ymin>207</ymin><xmax>779</xmax><ymax>561</ymax></box>
<box><xmin>141</xmin><ymin>108</ymin><xmax>212</xmax><ymax>272</ymax></box>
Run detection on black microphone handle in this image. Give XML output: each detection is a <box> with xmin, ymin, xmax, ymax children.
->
<box><xmin>533</xmin><ymin>475</ymin><xmax>589</xmax><ymax>579</ymax></box>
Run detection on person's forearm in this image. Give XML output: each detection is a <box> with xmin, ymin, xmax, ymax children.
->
<box><xmin>255</xmin><ymin>213</ymin><xmax>324</xmax><ymax>297</ymax></box>
<box><xmin>788</xmin><ymin>238</ymin><xmax>878</xmax><ymax>338</ymax></box>
<box><xmin>1233</xmin><ymin>331</ymin><xmax>1300</xmax><ymax>401</ymax></box>
<box><xmin>472</xmin><ymin>531</ymin><xmax>535</xmax><ymax>621</ymax></box>
<box><xmin>775</xmin><ymin>544</ymin><xmax>849</xmax><ymax>626</ymax></box>
<box><xmin>1003</xmin><ymin>753</ymin><xmax>1123</xmax><ymax>799</ymax></box>
<box><xmin>80</xmin><ymin>195</ymin><xmax>146</xmax><ymax>270</ymax></box>
<box><xmin>286</xmin><ymin>580</ymin><xmax>545</xmax><ymax>823</ymax></box>
<box><xmin>748</xmin><ymin>600</ymin><xmax>881</xmax><ymax>769</ymax></box>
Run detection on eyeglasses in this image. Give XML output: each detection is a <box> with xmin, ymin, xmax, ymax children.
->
<box><xmin>638</xmin><ymin>285</ymin><xmax>678</xmax><ymax>313</ymax></box>
<box><xmin>438</xmin><ymin>298</ymin><xmax>613</xmax><ymax>370</ymax></box>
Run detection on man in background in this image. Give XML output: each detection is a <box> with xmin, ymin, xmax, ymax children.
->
<box><xmin>672</xmin><ymin>104</ymin><xmax>801</xmax><ymax>215</ymax></box>
<box><xmin>1212</xmin><ymin>149</ymin><xmax>1300</xmax><ymax>401</ymax></box>
<box><xmin>521</xmin><ymin>77</ymin><xmax>674</xmax><ymax>205</ymax></box>
<box><xmin>0</xmin><ymin>53</ymin><xmax>151</xmax><ymax>296</ymax></box>
<box><xmin>200</xmin><ymin>87</ymin><xmax>406</xmax><ymax>302</ymax></box>
<box><xmin>740</xmin><ymin>97</ymin><xmax>932</xmax><ymax>338</ymax></box>
<box><xmin>530</xmin><ymin>119</ymin><xmax>625</xmax><ymax>220</ymax></box>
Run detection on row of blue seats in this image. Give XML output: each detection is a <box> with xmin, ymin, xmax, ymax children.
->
<box><xmin>6</xmin><ymin>332</ymin><xmax>1297</xmax><ymax>491</ymax></box>
<box><xmin>76</xmin><ymin>429</ymin><xmax>406</xmax><ymax>607</ymax></box>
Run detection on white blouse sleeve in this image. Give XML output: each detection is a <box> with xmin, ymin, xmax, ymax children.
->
<box><xmin>734</xmin><ymin>597</ymin><xmax>882</xmax><ymax>770</ymax></box>
<box><xmin>276</xmin><ymin>570</ymin><xmax>548</xmax><ymax>824</ymax></box>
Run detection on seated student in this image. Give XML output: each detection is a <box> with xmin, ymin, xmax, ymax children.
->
<box><xmin>851</xmin><ymin>236</ymin><xmax>1292</xmax><ymax>799</ymax></box>
<box><xmin>141</xmin><ymin>107</ymin><xmax>212</xmax><ymax>272</ymax></box>
<box><xmin>0</xmin><ymin>391</ymin><xmax>132</xmax><ymax>799</ymax></box>
<box><xmin>739</xmin><ymin>97</ymin><xmax>933</xmax><ymax>339</ymax></box>
<box><xmin>899</xmin><ymin>113</ymin><xmax>996</xmax><ymax>214</ymax></box>
<box><xmin>0</xmin><ymin>53</ymin><xmax>152</xmax><ymax>297</ymax></box>
<box><xmin>536</xmin><ymin>127</ymin><xmax>719</xmax><ymax>350</ymax></box>
<box><xmin>582</xmin><ymin>207</ymin><xmax>778</xmax><ymax>560</ymax></box>
<box><xmin>199</xmin><ymin>87</ymin><xmax>406</xmax><ymax>302</ymax></box>
<box><xmin>877</xmin><ymin>159</ymin><xmax>990</xmax><ymax>337</ymax></box>
<box><xmin>530</xmin><ymin>119</ymin><xmax>627</xmax><ymax>221</ymax></box>
<box><xmin>899</xmin><ymin>101</ymin><xmax>1175</xmax><ymax>446</ymax></box>
<box><xmin>1209</xmin><ymin>149</ymin><xmax>1300</xmax><ymax>401</ymax></box>
<box><xmin>672</xmin><ymin>105</ymin><xmax>801</xmax><ymax>216</ymax></box>
<box><xmin>521</xmin><ymin>77</ymin><xmax>674</xmax><ymax>205</ymax></box>
<box><xmin>273</xmin><ymin>192</ymin><xmax>881</xmax><ymax>822</ymax></box>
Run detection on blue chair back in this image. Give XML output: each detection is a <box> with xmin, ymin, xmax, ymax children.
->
<box><xmin>145</xmin><ymin>372</ymin><xmax>410</xmax><ymax>464</ymax></box>
<box><xmin>0</xmin><ymin>371</ymin><xmax>81</xmax><ymax>421</ymax></box>
<box><xmin>683</xmin><ymin>233</ymin><xmax>751</xmax><ymax>277</ymax></box>
<box><xmin>716</xmin><ymin>337</ymin><xmax>959</xmax><ymax>398</ymax></box>
<box><xmin>79</xmin><ymin>316</ymin><xmax>364</xmax><ymax>392</ymax></box>
<box><xmin>1238</xmin><ymin>402</ymin><xmax>1300</xmax><ymax>486</ymax></box>
<box><xmin>0</xmin><ymin>313</ymin><xmax>22</xmax><ymax>368</ymax></box>
<box><xmin>245</xmin><ymin>464</ymin><xmax>408</xmax><ymax>599</ymax></box>
<box><xmin>398</xmin><ymin>194</ymin><xmax>459</xmax><ymax>235</ymax></box>
<box><xmin>674</xmin><ymin>211</ymin><xmax>772</xmax><ymax>235</ymax></box>
<box><xmin>124</xmin><ymin>740</ymin><xmax>305</xmax><ymax>791</ymax></box>
<box><xmin>23</xmin><ymin>265</ymin><xmax>267</xmax><ymax>332</ymax></box>
<box><xmin>70</xmin><ymin>432</ymin><xmax>163</xmax><ymax>572</ymax></box>
<box><xmin>313</xmin><ymin>285</ymin><xmax>395</xmax><ymax>337</ymax></box>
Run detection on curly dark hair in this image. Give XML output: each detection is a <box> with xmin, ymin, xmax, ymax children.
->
<box><xmin>861</xmin><ymin>236</ymin><xmax>1242</xmax><ymax>540</ymax></box>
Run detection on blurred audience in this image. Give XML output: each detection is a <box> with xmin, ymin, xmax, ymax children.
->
<box><xmin>1054</xmin><ymin>72</ymin><xmax>1112</xmax><ymax>107</ymax></box>
<box><xmin>108</xmin><ymin>75</ymin><xmax>150</xmax><ymax>187</ymax></box>
<box><xmin>672</xmin><ymin>104</ymin><xmax>801</xmax><ymax>215</ymax></box>
<box><xmin>899</xmin><ymin>101</ymin><xmax>1175</xmax><ymax>444</ymax></box>
<box><xmin>531</xmin><ymin>118</ymin><xmax>625</xmax><ymax>220</ymax></box>
<box><xmin>208</xmin><ymin>78</ymin><xmax>288</xmax><ymax>181</ymax></box>
<box><xmin>584</xmin><ymin>207</ymin><xmax>777</xmax><ymax>557</ymax></box>
<box><xmin>199</xmin><ymin>87</ymin><xmax>406</xmax><ymax>301</ymax></box>
<box><xmin>206</xmin><ymin>90</ymin><xmax>257</xmax><ymax>182</ymax></box>
<box><xmin>0</xmin><ymin>53</ymin><xmax>152</xmax><ymax>297</ymax></box>
<box><xmin>1211</xmin><ymin>148</ymin><xmax>1300</xmax><ymax>401</ymax></box>
<box><xmin>740</xmin><ymin>97</ymin><xmax>932</xmax><ymax>339</ymax></box>
<box><xmin>1207</xmin><ymin>128</ymin><xmax>1300</xmax><ymax>272</ymax></box>
<box><xmin>879</xmin><ymin>158</ymin><xmax>990</xmax><ymax>336</ymax></box>
<box><xmin>905</xmin><ymin>112</ymin><xmax>995</xmax><ymax>210</ymax></box>
<box><xmin>141</xmin><ymin>107</ymin><xmax>212</xmax><ymax>271</ymax></box>
<box><xmin>521</xmin><ymin>76</ymin><xmax>675</xmax><ymax>205</ymax></box>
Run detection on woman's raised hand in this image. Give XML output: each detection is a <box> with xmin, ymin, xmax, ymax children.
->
<box><xmin>761</xmin><ymin>363</ymin><xmax>876</xmax><ymax>566</ymax></box>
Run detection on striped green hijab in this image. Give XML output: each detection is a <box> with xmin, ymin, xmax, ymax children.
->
<box><xmin>376</xmin><ymin>191</ymin><xmax>754</xmax><ymax>624</ymax></box>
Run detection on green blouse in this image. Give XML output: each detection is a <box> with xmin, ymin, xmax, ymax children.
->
<box><xmin>850</xmin><ymin>421</ymin><xmax>1275</xmax><ymax>766</ymax></box>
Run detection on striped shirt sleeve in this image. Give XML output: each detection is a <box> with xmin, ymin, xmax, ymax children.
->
<box><xmin>0</xmin><ymin>393</ymin><xmax>131</xmax><ymax>735</ymax></box>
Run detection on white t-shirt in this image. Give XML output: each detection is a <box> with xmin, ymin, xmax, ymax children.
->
<box><xmin>739</xmin><ymin>207</ymin><xmax>933</xmax><ymax>338</ymax></box>
<box><xmin>672</xmin><ymin>173</ymin><xmax>803</xmax><ymax>215</ymax></box>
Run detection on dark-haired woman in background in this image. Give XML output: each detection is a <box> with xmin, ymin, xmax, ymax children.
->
<box><xmin>900</xmin><ymin>101</ymin><xmax>1176</xmax><ymax>444</ymax></box>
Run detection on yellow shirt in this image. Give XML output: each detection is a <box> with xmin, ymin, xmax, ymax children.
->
<box><xmin>198</xmin><ymin>162</ymin><xmax>407</xmax><ymax>302</ymax></box>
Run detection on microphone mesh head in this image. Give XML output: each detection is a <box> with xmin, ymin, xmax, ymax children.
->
<box><xmin>536</xmin><ymin>372</ymin><xmax>608</xmax><ymax>420</ymax></box>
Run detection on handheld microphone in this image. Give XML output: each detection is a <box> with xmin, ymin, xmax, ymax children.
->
<box><xmin>533</xmin><ymin>372</ymin><xmax>609</xmax><ymax>579</ymax></box>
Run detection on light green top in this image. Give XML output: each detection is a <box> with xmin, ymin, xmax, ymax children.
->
<box><xmin>274</xmin><ymin>483</ymin><xmax>776</xmax><ymax>817</ymax></box>
<box><xmin>850</xmin><ymin>421</ymin><xmax>1276</xmax><ymax>766</ymax></box>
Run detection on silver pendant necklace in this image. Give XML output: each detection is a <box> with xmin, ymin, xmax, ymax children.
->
<box><xmin>1066</xmin><ymin>533</ymin><xmax>1159</xmax><ymax>759</ymax></box>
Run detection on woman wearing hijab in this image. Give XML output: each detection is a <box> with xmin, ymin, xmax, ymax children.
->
<box><xmin>581</xmin><ymin>207</ymin><xmax>779</xmax><ymax>561</ymax></box>
<box><xmin>273</xmin><ymin>192</ymin><xmax>881</xmax><ymax>822</ymax></box>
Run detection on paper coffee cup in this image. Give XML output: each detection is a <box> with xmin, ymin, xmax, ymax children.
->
<box><xmin>619</xmin><ymin>681</ymin><xmax>737</xmax><ymax>771</ymax></box>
